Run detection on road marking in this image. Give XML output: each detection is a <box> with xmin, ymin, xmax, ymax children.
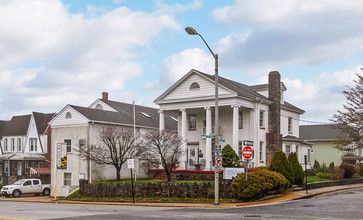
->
<box><xmin>0</xmin><ymin>217</ymin><xmax>32</xmax><ymax>220</ymax></box>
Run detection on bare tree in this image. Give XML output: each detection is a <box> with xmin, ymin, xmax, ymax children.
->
<box><xmin>142</xmin><ymin>130</ymin><xmax>184</xmax><ymax>181</ymax></box>
<box><xmin>77</xmin><ymin>126</ymin><xmax>141</xmax><ymax>180</ymax></box>
<box><xmin>331</xmin><ymin>72</ymin><xmax>363</xmax><ymax>151</ymax></box>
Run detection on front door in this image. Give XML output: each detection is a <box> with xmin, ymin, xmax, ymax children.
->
<box><xmin>17</xmin><ymin>162</ymin><xmax>22</xmax><ymax>176</ymax></box>
<box><xmin>188</xmin><ymin>147</ymin><xmax>198</xmax><ymax>169</ymax></box>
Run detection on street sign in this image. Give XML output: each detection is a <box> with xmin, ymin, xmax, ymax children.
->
<box><xmin>127</xmin><ymin>159</ymin><xmax>135</xmax><ymax>169</ymax></box>
<box><xmin>242</xmin><ymin>146</ymin><xmax>253</xmax><ymax>159</ymax></box>
<box><xmin>206</xmin><ymin>134</ymin><xmax>215</xmax><ymax>138</ymax></box>
<box><xmin>219</xmin><ymin>139</ymin><xmax>225</xmax><ymax>142</ymax></box>
<box><xmin>215</xmin><ymin>156</ymin><xmax>223</xmax><ymax>168</ymax></box>
<box><xmin>243</xmin><ymin>140</ymin><xmax>254</xmax><ymax>146</ymax></box>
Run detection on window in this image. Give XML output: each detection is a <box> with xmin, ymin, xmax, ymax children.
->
<box><xmin>30</xmin><ymin>138</ymin><xmax>37</xmax><ymax>151</ymax></box>
<box><xmin>285</xmin><ymin>144</ymin><xmax>291</xmax><ymax>157</ymax></box>
<box><xmin>4</xmin><ymin>138</ymin><xmax>8</xmax><ymax>151</ymax></box>
<box><xmin>65</xmin><ymin>112</ymin><xmax>72</xmax><ymax>119</ymax></box>
<box><xmin>307</xmin><ymin>149</ymin><xmax>311</xmax><ymax>163</ymax></box>
<box><xmin>259</xmin><ymin>141</ymin><xmax>264</xmax><ymax>162</ymax></box>
<box><xmin>17</xmin><ymin>138</ymin><xmax>21</xmax><ymax>151</ymax></box>
<box><xmin>11</xmin><ymin>138</ymin><xmax>15</xmax><ymax>151</ymax></box>
<box><xmin>169</xmin><ymin>116</ymin><xmax>178</xmax><ymax>122</ymax></box>
<box><xmin>33</xmin><ymin>180</ymin><xmax>40</xmax><ymax>185</ymax></box>
<box><xmin>259</xmin><ymin>110</ymin><xmax>264</xmax><ymax>128</ymax></box>
<box><xmin>288</xmin><ymin>117</ymin><xmax>293</xmax><ymax>133</ymax></box>
<box><xmin>189</xmin><ymin>82</ymin><xmax>200</xmax><ymax>90</ymax></box>
<box><xmin>239</xmin><ymin>111</ymin><xmax>243</xmax><ymax>129</ymax></box>
<box><xmin>295</xmin><ymin>144</ymin><xmax>299</xmax><ymax>156</ymax></box>
<box><xmin>140</xmin><ymin>112</ymin><xmax>151</xmax><ymax>118</ymax></box>
<box><xmin>238</xmin><ymin>142</ymin><xmax>242</xmax><ymax>159</ymax></box>
<box><xmin>25</xmin><ymin>161</ymin><xmax>29</xmax><ymax>174</ymax></box>
<box><xmin>64</xmin><ymin>173</ymin><xmax>72</xmax><ymax>186</ymax></box>
<box><xmin>64</xmin><ymin>139</ymin><xmax>72</xmax><ymax>153</ymax></box>
<box><xmin>189</xmin><ymin>115</ymin><xmax>196</xmax><ymax>130</ymax></box>
<box><xmin>24</xmin><ymin>180</ymin><xmax>32</xmax><ymax>186</ymax></box>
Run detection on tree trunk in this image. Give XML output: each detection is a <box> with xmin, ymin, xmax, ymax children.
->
<box><xmin>116</xmin><ymin>168</ymin><xmax>121</xmax><ymax>181</ymax></box>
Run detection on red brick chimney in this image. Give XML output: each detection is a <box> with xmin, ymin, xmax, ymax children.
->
<box><xmin>102</xmin><ymin>92</ymin><xmax>108</xmax><ymax>100</ymax></box>
<box><xmin>266</xmin><ymin>71</ymin><xmax>282</xmax><ymax>165</ymax></box>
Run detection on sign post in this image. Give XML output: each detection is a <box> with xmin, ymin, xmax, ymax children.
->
<box><xmin>242</xmin><ymin>145</ymin><xmax>254</xmax><ymax>181</ymax></box>
<box><xmin>304</xmin><ymin>155</ymin><xmax>308</xmax><ymax>194</ymax></box>
<box><xmin>127</xmin><ymin>159</ymin><xmax>135</xmax><ymax>203</ymax></box>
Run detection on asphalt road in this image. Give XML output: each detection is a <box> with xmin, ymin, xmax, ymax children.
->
<box><xmin>0</xmin><ymin>187</ymin><xmax>362</xmax><ymax>220</ymax></box>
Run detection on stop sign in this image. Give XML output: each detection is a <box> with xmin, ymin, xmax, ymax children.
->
<box><xmin>242</xmin><ymin>146</ymin><xmax>253</xmax><ymax>159</ymax></box>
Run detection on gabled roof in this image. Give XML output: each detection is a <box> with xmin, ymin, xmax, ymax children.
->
<box><xmin>299</xmin><ymin>124</ymin><xmax>344</xmax><ymax>141</ymax></box>
<box><xmin>2</xmin><ymin>115</ymin><xmax>31</xmax><ymax>136</ymax></box>
<box><xmin>0</xmin><ymin>120</ymin><xmax>5</xmax><ymax>137</ymax></box>
<box><xmin>283</xmin><ymin>135</ymin><xmax>313</xmax><ymax>145</ymax></box>
<box><xmin>33</xmin><ymin>112</ymin><xmax>56</xmax><ymax>134</ymax></box>
<box><xmin>70</xmin><ymin>101</ymin><xmax>177</xmax><ymax>131</ymax></box>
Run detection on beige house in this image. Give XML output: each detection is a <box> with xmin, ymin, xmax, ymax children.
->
<box><xmin>49</xmin><ymin>93</ymin><xmax>177</xmax><ymax>197</ymax></box>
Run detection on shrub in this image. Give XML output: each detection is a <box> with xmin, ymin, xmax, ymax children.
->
<box><xmin>340</xmin><ymin>163</ymin><xmax>356</xmax><ymax>179</ymax></box>
<box><xmin>360</xmin><ymin>165</ymin><xmax>363</xmax><ymax>176</ymax></box>
<box><xmin>328</xmin><ymin>162</ymin><xmax>335</xmax><ymax>174</ymax></box>
<box><xmin>316</xmin><ymin>172</ymin><xmax>334</xmax><ymax>180</ymax></box>
<box><xmin>268</xmin><ymin>151</ymin><xmax>294</xmax><ymax>186</ymax></box>
<box><xmin>231</xmin><ymin>169</ymin><xmax>289</xmax><ymax>201</ymax></box>
<box><xmin>313</xmin><ymin>160</ymin><xmax>321</xmax><ymax>172</ymax></box>
<box><xmin>320</xmin><ymin>163</ymin><xmax>328</xmax><ymax>173</ymax></box>
<box><xmin>288</xmin><ymin>152</ymin><xmax>304</xmax><ymax>185</ymax></box>
<box><xmin>248</xmin><ymin>166</ymin><xmax>268</xmax><ymax>172</ymax></box>
<box><xmin>334</xmin><ymin>166</ymin><xmax>344</xmax><ymax>180</ymax></box>
<box><xmin>305</xmin><ymin>169</ymin><xmax>316</xmax><ymax>176</ymax></box>
<box><xmin>222</xmin><ymin>144</ymin><xmax>241</xmax><ymax>167</ymax></box>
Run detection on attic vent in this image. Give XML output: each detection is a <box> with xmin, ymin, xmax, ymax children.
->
<box><xmin>65</xmin><ymin>112</ymin><xmax>72</xmax><ymax>119</ymax></box>
<box><xmin>189</xmin><ymin>82</ymin><xmax>200</xmax><ymax>90</ymax></box>
<box><xmin>141</xmin><ymin>112</ymin><xmax>151</xmax><ymax>118</ymax></box>
<box><xmin>95</xmin><ymin>104</ymin><xmax>103</xmax><ymax>110</ymax></box>
<box><xmin>169</xmin><ymin>116</ymin><xmax>178</xmax><ymax>122</ymax></box>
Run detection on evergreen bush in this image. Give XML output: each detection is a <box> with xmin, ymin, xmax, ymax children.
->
<box><xmin>305</xmin><ymin>169</ymin><xmax>316</xmax><ymax>176</ymax></box>
<box><xmin>313</xmin><ymin>159</ymin><xmax>321</xmax><ymax>172</ymax></box>
<box><xmin>221</xmin><ymin>144</ymin><xmax>241</xmax><ymax>167</ymax></box>
<box><xmin>288</xmin><ymin>152</ymin><xmax>304</xmax><ymax>185</ymax></box>
<box><xmin>268</xmin><ymin>151</ymin><xmax>294</xmax><ymax>186</ymax></box>
<box><xmin>231</xmin><ymin>169</ymin><xmax>289</xmax><ymax>201</ymax></box>
<box><xmin>320</xmin><ymin>163</ymin><xmax>328</xmax><ymax>173</ymax></box>
<box><xmin>328</xmin><ymin>162</ymin><xmax>335</xmax><ymax>174</ymax></box>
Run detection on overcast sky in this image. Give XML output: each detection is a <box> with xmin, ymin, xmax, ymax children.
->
<box><xmin>1</xmin><ymin>0</ymin><xmax>362</xmax><ymax>124</ymax></box>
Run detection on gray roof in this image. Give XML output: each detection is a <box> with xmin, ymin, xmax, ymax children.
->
<box><xmin>2</xmin><ymin>115</ymin><xmax>31</xmax><ymax>136</ymax></box>
<box><xmin>198</xmin><ymin>70</ymin><xmax>304</xmax><ymax>114</ymax></box>
<box><xmin>33</xmin><ymin>112</ymin><xmax>56</xmax><ymax>134</ymax></box>
<box><xmin>283</xmin><ymin>135</ymin><xmax>312</xmax><ymax>145</ymax></box>
<box><xmin>299</xmin><ymin>124</ymin><xmax>344</xmax><ymax>141</ymax></box>
<box><xmin>71</xmin><ymin>100</ymin><xmax>177</xmax><ymax>130</ymax></box>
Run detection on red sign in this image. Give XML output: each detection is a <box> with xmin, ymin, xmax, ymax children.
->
<box><xmin>242</xmin><ymin>146</ymin><xmax>253</xmax><ymax>159</ymax></box>
<box><xmin>215</xmin><ymin>156</ymin><xmax>223</xmax><ymax>168</ymax></box>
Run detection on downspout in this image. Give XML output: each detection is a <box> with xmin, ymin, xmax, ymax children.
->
<box><xmin>88</xmin><ymin>122</ymin><xmax>94</xmax><ymax>183</ymax></box>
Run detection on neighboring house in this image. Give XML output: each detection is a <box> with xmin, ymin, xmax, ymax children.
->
<box><xmin>49</xmin><ymin>92</ymin><xmax>177</xmax><ymax>197</ymax></box>
<box><xmin>0</xmin><ymin>112</ymin><xmax>55</xmax><ymax>185</ymax></box>
<box><xmin>155</xmin><ymin>69</ymin><xmax>312</xmax><ymax>170</ymax></box>
<box><xmin>300</xmin><ymin>124</ymin><xmax>363</xmax><ymax>165</ymax></box>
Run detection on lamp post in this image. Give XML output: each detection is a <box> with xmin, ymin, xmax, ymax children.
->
<box><xmin>185</xmin><ymin>26</ymin><xmax>219</xmax><ymax>205</ymax></box>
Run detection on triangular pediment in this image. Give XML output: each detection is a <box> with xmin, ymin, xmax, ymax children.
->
<box><xmin>155</xmin><ymin>69</ymin><xmax>235</xmax><ymax>104</ymax></box>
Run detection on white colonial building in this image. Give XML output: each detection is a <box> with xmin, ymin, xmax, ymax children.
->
<box><xmin>155</xmin><ymin>69</ymin><xmax>312</xmax><ymax>170</ymax></box>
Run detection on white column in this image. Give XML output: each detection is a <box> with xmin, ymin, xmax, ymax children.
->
<box><xmin>180</xmin><ymin>109</ymin><xmax>187</xmax><ymax>170</ymax></box>
<box><xmin>159</xmin><ymin>110</ymin><xmax>164</xmax><ymax>132</ymax></box>
<box><xmin>232</xmin><ymin>105</ymin><xmax>239</xmax><ymax>154</ymax></box>
<box><xmin>205</xmin><ymin>106</ymin><xmax>212</xmax><ymax>171</ymax></box>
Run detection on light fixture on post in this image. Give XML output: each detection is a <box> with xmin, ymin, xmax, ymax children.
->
<box><xmin>185</xmin><ymin>26</ymin><xmax>219</xmax><ymax>205</ymax></box>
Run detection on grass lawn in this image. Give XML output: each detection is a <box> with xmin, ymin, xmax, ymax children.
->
<box><xmin>304</xmin><ymin>176</ymin><xmax>331</xmax><ymax>183</ymax></box>
<box><xmin>94</xmin><ymin>179</ymin><xmax>214</xmax><ymax>184</ymax></box>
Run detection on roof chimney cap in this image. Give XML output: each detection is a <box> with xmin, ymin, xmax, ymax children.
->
<box><xmin>102</xmin><ymin>92</ymin><xmax>108</xmax><ymax>100</ymax></box>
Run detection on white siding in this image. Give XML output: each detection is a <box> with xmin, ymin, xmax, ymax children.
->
<box><xmin>25</xmin><ymin>115</ymin><xmax>42</xmax><ymax>153</ymax></box>
<box><xmin>89</xmin><ymin>99</ymin><xmax>117</xmax><ymax>112</ymax></box>
<box><xmin>51</xmin><ymin>106</ymin><xmax>89</xmax><ymax>127</ymax></box>
<box><xmin>163</xmin><ymin>74</ymin><xmax>233</xmax><ymax>101</ymax></box>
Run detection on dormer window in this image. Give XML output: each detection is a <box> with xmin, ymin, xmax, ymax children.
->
<box><xmin>189</xmin><ymin>82</ymin><xmax>200</xmax><ymax>91</ymax></box>
<box><xmin>95</xmin><ymin>104</ymin><xmax>103</xmax><ymax>110</ymax></box>
<box><xmin>65</xmin><ymin>112</ymin><xmax>72</xmax><ymax>119</ymax></box>
<box><xmin>141</xmin><ymin>112</ymin><xmax>151</xmax><ymax>118</ymax></box>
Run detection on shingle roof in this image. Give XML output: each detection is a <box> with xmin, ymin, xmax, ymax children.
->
<box><xmin>283</xmin><ymin>135</ymin><xmax>313</xmax><ymax>145</ymax></box>
<box><xmin>71</xmin><ymin>101</ymin><xmax>177</xmax><ymax>131</ymax></box>
<box><xmin>0</xmin><ymin>120</ymin><xmax>5</xmax><ymax>137</ymax></box>
<box><xmin>299</xmin><ymin>124</ymin><xmax>344</xmax><ymax>140</ymax></box>
<box><xmin>2</xmin><ymin>115</ymin><xmax>31</xmax><ymax>136</ymax></box>
<box><xmin>33</xmin><ymin>112</ymin><xmax>56</xmax><ymax>134</ymax></box>
<box><xmin>197</xmin><ymin>70</ymin><xmax>304</xmax><ymax>114</ymax></box>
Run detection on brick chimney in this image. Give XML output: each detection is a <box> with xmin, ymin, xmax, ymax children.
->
<box><xmin>102</xmin><ymin>92</ymin><xmax>108</xmax><ymax>100</ymax></box>
<box><xmin>266</xmin><ymin>71</ymin><xmax>282</xmax><ymax>165</ymax></box>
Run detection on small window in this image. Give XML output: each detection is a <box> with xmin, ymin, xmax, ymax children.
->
<box><xmin>189</xmin><ymin>82</ymin><xmax>200</xmax><ymax>90</ymax></box>
<box><xmin>239</xmin><ymin>111</ymin><xmax>243</xmax><ymax>129</ymax></box>
<box><xmin>189</xmin><ymin>115</ymin><xmax>196</xmax><ymax>130</ymax></box>
<box><xmin>64</xmin><ymin>173</ymin><xmax>72</xmax><ymax>186</ymax></box>
<box><xmin>23</xmin><ymin>180</ymin><xmax>32</xmax><ymax>186</ymax></box>
<box><xmin>285</xmin><ymin>144</ymin><xmax>291</xmax><ymax>157</ymax></box>
<box><xmin>64</xmin><ymin>139</ymin><xmax>72</xmax><ymax>153</ymax></box>
<box><xmin>4</xmin><ymin>139</ymin><xmax>8</xmax><ymax>151</ymax></box>
<box><xmin>11</xmin><ymin>138</ymin><xmax>15</xmax><ymax>151</ymax></box>
<box><xmin>17</xmin><ymin>138</ymin><xmax>21</xmax><ymax>151</ymax></box>
<box><xmin>25</xmin><ymin>162</ymin><xmax>29</xmax><ymax>174</ymax></box>
<box><xmin>33</xmin><ymin>180</ymin><xmax>40</xmax><ymax>185</ymax></box>
<box><xmin>288</xmin><ymin>117</ymin><xmax>293</xmax><ymax>134</ymax></box>
<box><xmin>95</xmin><ymin>104</ymin><xmax>103</xmax><ymax>110</ymax></box>
<box><xmin>65</xmin><ymin>112</ymin><xmax>72</xmax><ymax>119</ymax></box>
<box><xmin>259</xmin><ymin>141</ymin><xmax>264</xmax><ymax>162</ymax></box>
<box><xmin>259</xmin><ymin>110</ymin><xmax>265</xmax><ymax>128</ymax></box>
<box><xmin>140</xmin><ymin>112</ymin><xmax>151</xmax><ymax>118</ymax></box>
<box><xmin>30</xmin><ymin>138</ymin><xmax>37</xmax><ymax>151</ymax></box>
<box><xmin>169</xmin><ymin>116</ymin><xmax>178</xmax><ymax>122</ymax></box>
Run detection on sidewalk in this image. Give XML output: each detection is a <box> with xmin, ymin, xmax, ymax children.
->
<box><xmin>1</xmin><ymin>183</ymin><xmax>363</xmax><ymax>208</ymax></box>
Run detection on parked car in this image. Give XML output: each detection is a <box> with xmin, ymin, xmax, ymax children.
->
<box><xmin>1</xmin><ymin>178</ymin><xmax>51</xmax><ymax>197</ymax></box>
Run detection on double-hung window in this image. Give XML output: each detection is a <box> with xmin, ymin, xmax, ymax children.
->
<box><xmin>288</xmin><ymin>117</ymin><xmax>293</xmax><ymax>134</ymax></box>
<box><xmin>239</xmin><ymin>111</ymin><xmax>243</xmax><ymax>129</ymax></box>
<box><xmin>189</xmin><ymin>115</ymin><xmax>196</xmax><ymax>131</ymax></box>
<box><xmin>11</xmin><ymin>138</ymin><xmax>15</xmax><ymax>151</ymax></box>
<box><xmin>259</xmin><ymin>110</ymin><xmax>265</xmax><ymax>128</ymax></box>
<box><xmin>30</xmin><ymin>138</ymin><xmax>37</xmax><ymax>151</ymax></box>
<box><xmin>64</xmin><ymin>139</ymin><xmax>72</xmax><ymax>153</ymax></box>
<box><xmin>17</xmin><ymin>138</ymin><xmax>21</xmax><ymax>151</ymax></box>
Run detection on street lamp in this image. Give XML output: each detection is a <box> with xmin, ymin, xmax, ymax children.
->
<box><xmin>185</xmin><ymin>26</ymin><xmax>219</xmax><ymax>205</ymax></box>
